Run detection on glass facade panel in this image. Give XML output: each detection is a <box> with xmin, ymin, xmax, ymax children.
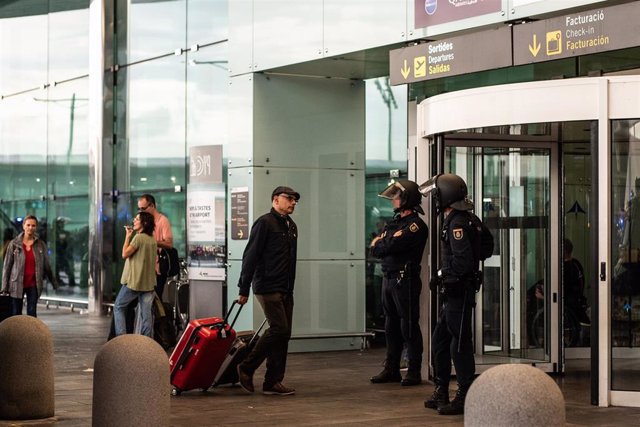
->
<box><xmin>186</xmin><ymin>43</ymin><xmax>228</xmax><ymax>149</ymax></box>
<box><xmin>46</xmin><ymin>78</ymin><xmax>90</xmax><ymax>295</ymax></box>
<box><xmin>364</xmin><ymin>77</ymin><xmax>407</xmax><ymax>331</ymax></box>
<box><xmin>0</xmin><ymin>95</ymin><xmax>48</xmax><ymax>202</ymax></box>
<box><xmin>125</xmin><ymin>56</ymin><xmax>186</xmax><ymax>191</ymax></box>
<box><xmin>0</xmin><ymin>1</ymin><xmax>90</xmax><ymax>301</ymax></box>
<box><xmin>48</xmin><ymin>3</ymin><xmax>89</xmax><ymax>82</ymax></box>
<box><xmin>46</xmin><ymin>78</ymin><xmax>90</xmax><ymax>198</ymax></box>
<box><xmin>252</xmin><ymin>0</ymin><xmax>323</xmax><ymax>71</ymax></box>
<box><xmin>611</xmin><ymin>118</ymin><xmax>640</xmax><ymax>391</ymax></box>
<box><xmin>187</xmin><ymin>0</ymin><xmax>228</xmax><ymax>46</ymax></box>
<box><xmin>118</xmin><ymin>0</ymin><xmax>186</xmax><ymax>64</ymax></box>
<box><xmin>109</xmin><ymin>10</ymin><xmax>231</xmax><ymax>303</ymax></box>
<box><xmin>0</xmin><ymin>9</ymin><xmax>48</xmax><ymax>94</ymax></box>
<box><xmin>111</xmin><ymin>55</ymin><xmax>187</xmax><ymax>294</ymax></box>
<box><xmin>0</xmin><ymin>87</ymin><xmax>90</xmax><ymax>298</ymax></box>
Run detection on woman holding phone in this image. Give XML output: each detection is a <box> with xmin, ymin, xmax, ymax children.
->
<box><xmin>113</xmin><ymin>211</ymin><xmax>157</xmax><ymax>337</ymax></box>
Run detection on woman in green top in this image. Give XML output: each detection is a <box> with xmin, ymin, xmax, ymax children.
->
<box><xmin>114</xmin><ymin>211</ymin><xmax>157</xmax><ymax>337</ymax></box>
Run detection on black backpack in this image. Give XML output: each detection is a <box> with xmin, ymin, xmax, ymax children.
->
<box><xmin>447</xmin><ymin>210</ymin><xmax>494</xmax><ymax>263</ymax></box>
<box><xmin>469</xmin><ymin>213</ymin><xmax>494</xmax><ymax>262</ymax></box>
<box><xmin>463</xmin><ymin>212</ymin><xmax>495</xmax><ymax>291</ymax></box>
<box><xmin>158</xmin><ymin>247</ymin><xmax>180</xmax><ymax>277</ymax></box>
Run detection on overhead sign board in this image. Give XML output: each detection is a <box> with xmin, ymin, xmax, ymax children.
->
<box><xmin>389</xmin><ymin>26</ymin><xmax>511</xmax><ymax>85</ymax></box>
<box><xmin>513</xmin><ymin>2</ymin><xmax>640</xmax><ymax>65</ymax></box>
<box><xmin>414</xmin><ymin>0</ymin><xmax>502</xmax><ymax>29</ymax></box>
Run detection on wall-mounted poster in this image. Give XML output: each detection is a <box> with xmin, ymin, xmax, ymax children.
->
<box><xmin>187</xmin><ymin>145</ymin><xmax>225</xmax><ymax>281</ymax></box>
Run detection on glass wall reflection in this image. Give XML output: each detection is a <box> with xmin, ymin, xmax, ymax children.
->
<box><xmin>0</xmin><ymin>2</ymin><xmax>90</xmax><ymax>301</ymax></box>
<box><xmin>611</xmin><ymin>118</ymin><xmax>640</xmax><ymax>391</ymax></box>
<box><xmin>118</xmin><ymin>0</ymin><xmax>186</xmax><ymax>64</ymax></box>
<box><xmin>364</xmin><ymin>77</ymin><xmax>407</xmax><ymax>332</ymax></box>
<box><xmin>110</xmin><ymin>39</ymin><xmax>229</xmax><ymax>302</ymax></box>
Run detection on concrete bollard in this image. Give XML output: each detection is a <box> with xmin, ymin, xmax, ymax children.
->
<box><xmin>465</xmin><ymin>364</ymin><xmax>565</xmax><ymax>427</ymax></box>
<box><xmin>92</xmin><ymin>334</ymin><xmax>170</xmax><ymax>427</ymax></box>
<box><xmin>0</xmin><ymin>315</ymin><xmax>55</xmax><ymax>420</ymax></box>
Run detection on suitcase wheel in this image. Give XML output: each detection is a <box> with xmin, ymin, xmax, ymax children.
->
<box><xmin>171</xmin><ymin>387</ymin><xmax>181</xmax><ymax>396</ymax></box>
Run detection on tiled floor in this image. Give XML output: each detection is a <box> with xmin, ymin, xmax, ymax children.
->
<box><xmin>2</xmin><ymin>308</ymin><xmax>640</xmax><ymax>426</ymax></box>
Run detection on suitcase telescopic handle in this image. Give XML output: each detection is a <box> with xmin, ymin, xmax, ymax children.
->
<box><xmin>223</xmin><ymin>300</ymin><xmax>244</xmax><ymax>330</ymax></box>
<box><xmin>247</xmin><ymin>318</ymin><xmax>268</xmax><ymax>347</ymax></box>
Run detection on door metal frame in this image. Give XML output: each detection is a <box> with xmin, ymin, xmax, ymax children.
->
<box><xmin>440</xmin><ymin>138</ymin><xmax>560</xmax><ymax>374</ymax></box>
<box><xmin>414</xmin><ymin>75</ymin><xmax>640</xmax><ymax>407</ymax></box>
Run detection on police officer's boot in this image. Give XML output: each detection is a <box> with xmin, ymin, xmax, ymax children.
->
<box><xmin>424</xmin><ymin>385</ymin><xmax>449</xmax><ymax>409</ymax></box>
<box><xmin>437</xmin><ymin>384</ymin><xmax>469</xmax><ymax>415</ymax></box>
<box><xmin>401</xmin><ymin>370</ymin><xmax>422</xmax><ymax>386</ymax></box>
<box><xmin>370</xmin><ymin>367</ymin><xmax>402</xmax><ymax>383</ymax></box>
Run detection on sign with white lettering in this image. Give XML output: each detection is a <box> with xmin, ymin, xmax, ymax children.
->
<box><xmin>389</xmin><ymin>26</ymin><xmax>511</xmax><ymax>85</ymax></box>
<box><xmin>187</xmin><ymin>186</ymin><xmax>226</xmax><ymax>280</ymax></box>
<box><xmin>188</xmin><ymin>190</ymin><xmax>218</xmax><ymax>242</ymax></box>
<box><xmin>231</xmin><ymin>187</ymin><xmax>249</xmax><ymax>240</ymax></box>
<box><xmin>513</xmin><ymin>2</ymin><xmax>640</xmax><ymax>65</ymax></box>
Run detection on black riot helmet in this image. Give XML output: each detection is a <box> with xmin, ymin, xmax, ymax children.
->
<box><xmin>418</xmin><ymin>173</ymin><xmax>474</xmax><ymax>214</ymax></box>
<box><xmin>378</xmin><ymin>179</ymin><xmax>425</xmax><ymax>215</ymax></box>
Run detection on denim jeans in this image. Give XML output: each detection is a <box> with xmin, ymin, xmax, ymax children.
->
<box><xmin>12</xmin><ymin>286</ymin><xmax>38</xmax><ymax>317</ymax></box>
<box><xmin>114</xmin><ymin>285</ymin><xmax>154</xmax><ymax>337</ymax></box>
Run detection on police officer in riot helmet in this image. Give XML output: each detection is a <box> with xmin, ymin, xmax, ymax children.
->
<box><xmin>369</xmin><ymin>179</ymin><xmax>428</xmax><ymax>387</ymax></box>
<box><xmin>419</xmin><ymin>173</ymin><xmax>477</xmax><ymax>416</ymax></box>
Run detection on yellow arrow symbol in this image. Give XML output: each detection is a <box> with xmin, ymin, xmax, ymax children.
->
<box><xmin>401</xmin><ymin>60</ymin><xmax>411</xmax><ymax>79</ymax></box>
<box><xmin>237</xmin><ymin>229</ymin><xmax>244</xmax><ymax>239</ymax></box>
<box><xmin>529</xmin><ymin>34</ymin><xmax>541</xmax><ymax>57</ymax></box>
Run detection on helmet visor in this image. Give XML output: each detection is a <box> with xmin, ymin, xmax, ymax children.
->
<box><xmin>418</xmin><ymin>176</ymin><xmax>438</xmax><ymax>196</ymax></box>
<box><xmin>378</xmin><ymin>181</ymin><xmax>406</xmax><ymax>200</ymax></box>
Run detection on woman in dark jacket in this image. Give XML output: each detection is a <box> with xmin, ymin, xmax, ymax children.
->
<box><xmin>1</xmin><ymin>215</ymin><xmax>58</xmax><ymax>317</ymax></box>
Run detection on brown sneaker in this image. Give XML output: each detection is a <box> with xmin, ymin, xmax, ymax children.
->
<box><xmin>263</xmin><ymin>382</ymin><xmax>295</xmax><ymax>396</ymax></box>
<box><xmin>237</xmin><ymin>365</ymin><xmax>254</xmax><ymax>393</ymax></box>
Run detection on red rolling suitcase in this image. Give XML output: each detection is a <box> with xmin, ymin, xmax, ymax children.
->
<box><xmin>169</xmin><ymin>301</ymin><xmax>242</xmax><ymax>395</ymax></box>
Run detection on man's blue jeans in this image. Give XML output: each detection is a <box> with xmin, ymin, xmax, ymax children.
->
<box><xmin>114</xmin><ymin>285</ymin><xmax>154</xmax><ymax>337</ymax></box>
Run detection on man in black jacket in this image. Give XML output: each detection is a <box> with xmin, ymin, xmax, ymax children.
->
<box><xmin>237</xmin><ymin>186</ymin><xmax>299</xmax><ymax>396</ymax></box>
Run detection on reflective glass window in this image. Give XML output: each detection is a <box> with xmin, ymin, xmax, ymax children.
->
<box><xmin>186</xmin><ymin>43</ymin><xmax>228</xmax><ymax>149</ymax></box>
<box><xmin>118</xmin><ymin>0</ymin><xmax>186</xmax><ymax>64</ymax></box>
<box><xmin>0</xmin><ymin>4</ymin><xmax>48</xmax><ymax>94</ymax></box>
<box><xmin>611</xmin><ymin>118</ymin><xmax>640</xmax><ymax>391</ymax></box>
<box><xmin>187</xmin><ymin>0</ymin><xmax>227</xmax><ymax>46</ymax></box>
<box><xmin>364</xmin><ymin>77</ymin><xmax>407</xmax><ymax>331</ymax></box>
<box><xmin>0</xmin><ymin>94</ymin><xmax>48</xmax><ymax>201</ymax></box>
<box><xmin>46</xmin><ymin>78</ymin><xmax>89</xmax><ymax>198</ymax></box>
<box><xmin>46</xmin><ymin>197</ymin><xmax>90</xmax><ymax>296</ymax></box>
<box><xmin>112</xmin><ymin>55</ymin><xmax>187</xmax><ymax>290</ymax></box>
<box><xmin>123</xmin><ymin>56</ymin><xmax>186</xmax><ymax>192</ymax></box>
<box><xmin>48</xmin><ymin>2</ymin><xmax>90</xmax><ymax>82</ymax></box>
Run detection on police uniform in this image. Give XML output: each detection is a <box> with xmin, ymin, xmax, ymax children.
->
<box><xmin>370</xmin><ymin>211</ymin><xmax>428</xmax><ymax>375</ymax></box>
<box><xmin>431</xmin><ymin>209</ymin><xmax>477</xmax><ymax>393</ymax></box>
